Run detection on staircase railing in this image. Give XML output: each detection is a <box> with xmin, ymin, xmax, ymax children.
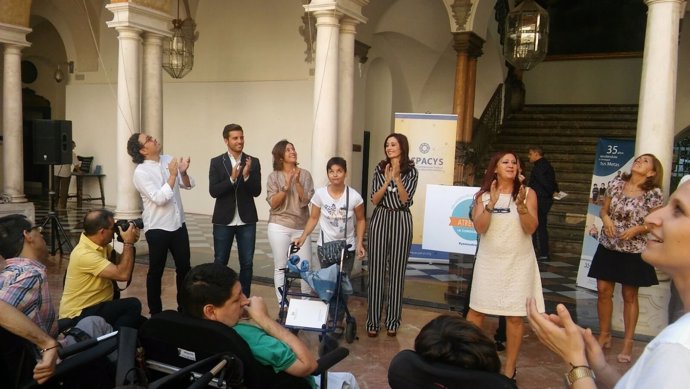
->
<box><xmin>471</xmin><ymin>83</ymin><xmax>504</xmax><ymax>167</ymax></box>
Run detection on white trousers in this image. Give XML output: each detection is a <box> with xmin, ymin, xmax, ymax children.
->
<box><xmin>267</xmin><ymin>222</ymin><xmax>314</xmax><ymax>305</ymax></box>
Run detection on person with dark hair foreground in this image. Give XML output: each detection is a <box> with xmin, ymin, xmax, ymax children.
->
<box><xmin>182</xmin><ymin>263</ymin><xmax>358</xmax><ymax>388</ymax></box>
<box><xmin>183</xmin><ymin>263</ymin><xmax>316</xmax><ymax>380</ymax></box>
<box><xmin>59</xmin><ymin>209</ymin><xmax>144</xmax><ymax>329</ymax></box>
<box><xmin>527</xmin><ymin>179</ymin><xmax>690</xmax><ymax>389</ymax></box>
<box><xmin>415</xmin><ymin>315</ymin><xmax>501</xmax><ymax>373</ymax></box>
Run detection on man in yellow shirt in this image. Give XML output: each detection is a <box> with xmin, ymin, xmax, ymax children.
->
<box><xmin>59</xmin><ymin>209</ymin><xmax>144</xmax><ymax>329</ymax></box>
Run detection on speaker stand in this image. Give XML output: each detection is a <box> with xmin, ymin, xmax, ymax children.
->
<box><xmin>41</xmin><ymin>165</ymin><xmax>74</xmax><ymax>257</ymax></box>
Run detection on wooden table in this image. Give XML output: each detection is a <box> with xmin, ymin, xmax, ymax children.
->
<box><xmin>72</xmin><ymin>172</ymin><xmax>106</xmax><ymax>207</ymax></box>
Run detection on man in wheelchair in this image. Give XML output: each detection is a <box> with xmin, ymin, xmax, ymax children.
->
<box><xmin>183</xmin><ymin>263</ymin><xmax>319</xmax><ymax>386</ymax></box>
<box><xmin>0</xmin><ymin>214</ymin><xmax>118</xmax><ymax>388</ymax></box>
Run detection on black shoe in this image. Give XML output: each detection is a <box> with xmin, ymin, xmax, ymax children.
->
<box><xmin>537</xmin><ymin>255</ymin><xmax>549</xmax><ymax>262</ymax></box>
<box><xmin>495</xmin><ymin>340</ymin><xmax>506</xmax><ymax>351</ymax></box>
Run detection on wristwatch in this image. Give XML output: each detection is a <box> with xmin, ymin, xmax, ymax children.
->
<box><xmin>281</xmin><ymin>185</ymin><xmax>288</xmax><ymax>192</ymax></box>
<box><xmin>564</xmin><ymin>365</ymin><xmax>595</xmax><ymax>387</ymax></box>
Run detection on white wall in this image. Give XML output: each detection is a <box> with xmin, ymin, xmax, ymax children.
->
<box><xmin>523</xmin><ymin>57</ymin><xmax>643</xmax><ymax>104</ymax></box>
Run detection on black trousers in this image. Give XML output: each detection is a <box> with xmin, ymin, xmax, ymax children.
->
<box><xmin>532</xmin><ymin>197</ymin><xmax>553</xmax><ymax>257</ymax></box>
<box><xmin>79</xmin><ymin>297</ymin><xmax>145</xmax><ymax>329</ymax></box>
<box><xmin>145</xmin><ymin>224</ymin><xmax>191</xmax><ymax>315</ymax></box>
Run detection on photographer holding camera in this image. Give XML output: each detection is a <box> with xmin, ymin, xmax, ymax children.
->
<box><xmin>59</xmin><ymin>209</ymin><xmax>146</xmax><ymax>329</ymax></box>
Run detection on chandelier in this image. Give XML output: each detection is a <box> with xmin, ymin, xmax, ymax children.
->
<box><xmin>162</xmin><ymin>0</ymin><xmax>196</xmax><ymax>79</ymax></box>
<box><xmin>504</xmin><ymin>0</ymin><xmax>549</xmax><ymax>71</ymax></box>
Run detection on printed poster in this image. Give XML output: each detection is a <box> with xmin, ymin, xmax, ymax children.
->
<box><xmin>395</xmin><ymin>113</ymin><xmax>457</xmax><ymax>263</ymax></box>
<box><xmin>422</xmin><ymin>184</ymin><xmax>480</xmax><ymax>255</ymax></box>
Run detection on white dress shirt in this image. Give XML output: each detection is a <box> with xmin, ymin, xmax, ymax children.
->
<box><xmin>132</xmin><ymin>155</ymin><xmax>195</xmax><ymax>232</ymax></box>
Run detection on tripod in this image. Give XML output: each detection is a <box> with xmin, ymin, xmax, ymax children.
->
<box><xmin>41</xmin><ymin>165</ymin><xmax>74</xmax><ymax>256</ymax></box>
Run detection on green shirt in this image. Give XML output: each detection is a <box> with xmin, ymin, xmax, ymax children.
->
<box><xmin>234</xmin><ymin>323</ymin><xmax>316</xmax><ymax>388</ymax></box>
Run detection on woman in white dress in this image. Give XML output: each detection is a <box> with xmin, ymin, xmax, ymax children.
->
<box><xmin>466</xmin><ymin>151</ymin><xmax>544</xmax><ymax>381</ymax></box>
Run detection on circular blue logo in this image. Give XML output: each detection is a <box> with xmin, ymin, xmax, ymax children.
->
<box><xmin>451</xmin><ymin>198</ymin><xmax>477</xmax><ymax>241</ymax></box>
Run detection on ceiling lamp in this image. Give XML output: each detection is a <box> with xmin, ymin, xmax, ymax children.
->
<box><xmin>504</xmin><ymin>0</ymin><xmax>549</xmax><ymax>71</ymax></box>
<box><xmin>162</xmin><ymin>0</ymin><xmax>196</xmax><ymax>79</ymax></box>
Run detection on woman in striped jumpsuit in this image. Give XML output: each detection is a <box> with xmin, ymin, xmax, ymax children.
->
<box><xmin>366</xmin><ymin>133</ymin><xmax>418</xmax><ymax>337</ymax></box>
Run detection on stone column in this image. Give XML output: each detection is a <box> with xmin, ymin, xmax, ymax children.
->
<box><xmin>2</xmin><ymin>43</ymin><xmax>29</xmax><ymax>203</ymax></box>
<box><xmin>113</xmin><ymin>26</ymin><xmax>143</xmax><ymax>219</ymax></box>
<box><xmin>637</xmin><ymin>0</ymin><xmax>685</xmax><ymax>196</ymax></box>
<box><xmin>107</xmin><ymin>2</ymin><xmax>171</xmax><ymax>219</ymax></box>
<box><xmin>451</xmin><ymin>32</ymin><xmax>484</xmax><ymax>185</ymax></box>
<box><xmin>309</xmin><ymin>9</ymin><xmax>342</xmax><ymax>188</ymax></box>
<box><xmin>337</xmin><ymin>17</ymin><xmax>358</xmax><ymax>179</ymax></box>
<box><xmin>142</xmin><ymin>32</ymin><xmax>164</xmax><ymax>148</ymax></box>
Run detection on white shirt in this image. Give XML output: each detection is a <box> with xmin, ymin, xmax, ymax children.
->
<box><xmin>132</xmin><ymin>155</ymin><xmax>195</xmax><ymax>232</ymax></box>
<box><xmin>615</xmin><ymin>312</ymin><xmax>690</xmax><ymax>389</ymax></box>
<box><xmin>311</xmin><ymin>186</ymin><xmax>363</xmax><ymax>248</ymax></box>
<box><xmin>227</xmin><ymin>151</ymin><xmax>246</xmax><ymax>226</ymax></box>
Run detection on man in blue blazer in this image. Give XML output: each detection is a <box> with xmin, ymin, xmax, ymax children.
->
<box><xmin>209</xmin><ymin>124</ymin><xmax>262</xmax><ymax>296</ymax></box>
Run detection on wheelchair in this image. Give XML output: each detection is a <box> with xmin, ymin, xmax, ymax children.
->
<box><xmin>138</xmin><ymin>310</ymin><xmax>349</xmax><ymax>389</ymax></box>
<box><xmin>0</xmin><ymin>324</ymin><xmax>133</xmax><ymax>389</ymax></box>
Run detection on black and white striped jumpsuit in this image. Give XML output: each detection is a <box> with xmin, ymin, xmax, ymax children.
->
<box><xmin>366</xmin><ymin>163</ymin><xmax>418</xmax><ymax>332</ymax></box>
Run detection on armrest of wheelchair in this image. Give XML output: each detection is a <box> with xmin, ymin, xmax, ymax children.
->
<box><xmin>58</xmin><ymin>330</ymin><xmax>119</xmax><ymax>359</ymax></box>
<box><xmin>148</xmin><ymin>353</ymin><xmax>240</xmax><ymax>389</ymax></box>
<box><xmin>313</xmin><ymin>347</ymin><xmax>349</xmax><ymax>376</ymax></box>
<box><xmin>20</xmin><ymin>336</ymin><xmax>119</xmax><ymax>389</ymax></box>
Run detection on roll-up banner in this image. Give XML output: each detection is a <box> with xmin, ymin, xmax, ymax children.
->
<box><xmin>576</xmin><ymin>138</ymin><xmax>635</xmax><ymax>290</ymax></box>
<box><xmin>395</xmin><ymin>113</ymin><xmax>457</xmax><ymax>263</ymax></box>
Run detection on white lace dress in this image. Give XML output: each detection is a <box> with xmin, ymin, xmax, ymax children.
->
<box><xmin>469</xmin><ymin>192</ymin><xmax>545</xmax><ymax>316</ymax></box>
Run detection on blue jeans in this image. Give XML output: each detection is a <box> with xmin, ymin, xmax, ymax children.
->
<box><xmin>213</xmin><ymin>223</ymin><xmax>256</xmax><ymax>296</ymax></box>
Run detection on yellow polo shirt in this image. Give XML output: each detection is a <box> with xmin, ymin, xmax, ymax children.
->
<box><xmin>59</xmin><ymin>234</ymin><xmax>114</xmax><ymax>318</ymax></box>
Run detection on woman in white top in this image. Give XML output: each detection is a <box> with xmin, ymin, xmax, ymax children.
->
<box><xmin>527</xmin><ymin>178</ymin><xmax>690</xmax><ymax>389</ymax></box>
<box><xmin>294</xmin><ymin>157</ymin><xmax>366</xmax><ymax>270</ymax></box>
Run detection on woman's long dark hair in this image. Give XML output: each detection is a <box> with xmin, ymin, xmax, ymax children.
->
<box><xmin>620</xmin><ymin>153</ymin><xmax>664</xmax><ymax>191</ymax></box>
<box><xmin>376</xmin><ymin>133</ymin><xmax>414</xmax><ymax>175</ymax></box>
<box><xmin>475</xmin><ymin>151</ymin><xmax>521</xmax><ymax>201</ymax></box>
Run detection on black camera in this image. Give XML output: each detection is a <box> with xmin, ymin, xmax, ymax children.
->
<box><xmin>114</xmin><ymin>218</ymin><xmax>143</xmax><ymax>242</ymax></box>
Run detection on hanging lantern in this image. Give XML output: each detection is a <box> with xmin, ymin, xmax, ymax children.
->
<box><xmin>162</xmin><ymin>0</ymin><xmax>195</xmax><ymax>79</ymax></box>
<box><xmin>504</xmin><ymin>0</ymin><xmax>549</xmax><ymax>71</ymax></box>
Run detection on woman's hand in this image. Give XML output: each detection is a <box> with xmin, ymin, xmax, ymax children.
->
<box><xmin>357</xmin><ymin>245</ymin><xmax>366</xmax><ymax>259</ymax></box>
<box><xmin>602</xmin><ymin>217</ymin><xmax>615</xmax><ymax>238</ymax></box>
<box><xmin>292</xmin><ymin>236</ymin><xmax>305</xmax><ymax>248</ymax></box>
<box><xmin>526</xmin><ymin>299</ymin><xmax>590</xmax><ymax>367</ymax></box>
<box><xmin>516</xmin><ymin>184</ymin><xmax>527</xmax><ymax>205</ymax></box>
<box><xmin>384</xmin><ymin>163</ymin><xmax>393</xmax><ymax>183</ymax></box>
<box><xmin>619</xmin><ymin>225</ymin><xmax>644</xmax><ymax>240</ymax></box>
<box><xmin>391</xmin><ymin>161</ymin><xmax>401</xmax><ymax>181</ymax></box>
<box><xmin>488</xmin><ymin>179</ymin><xmax>499</xmax><ymax>206</ymax></box>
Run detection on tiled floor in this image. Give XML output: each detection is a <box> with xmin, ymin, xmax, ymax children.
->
<box><xmin>34</xmin><ymin>199</ymin><xmax>643</xmax><ymax>388</ymax></box>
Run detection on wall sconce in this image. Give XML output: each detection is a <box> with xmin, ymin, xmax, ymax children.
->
<box><xmin>504</xmin><ymin>0</ymin><xmax>549</xmax><ymax>71</ymax></box>
<box><xmin>54</xmin><ymin>61</ymin><xmax>74</xmax><ymax>83</ymax></box>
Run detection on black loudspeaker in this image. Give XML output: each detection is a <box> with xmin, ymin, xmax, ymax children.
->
<box><xmin>32</xmin><ymin>119</ymin><xmax>72</xmax><ymax>165</ymax></box>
